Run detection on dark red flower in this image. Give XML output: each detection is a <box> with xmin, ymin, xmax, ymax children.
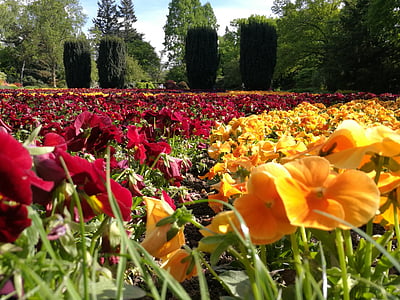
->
<box><xmin>155</xmin><ymin>156</ymin><xmax>192</xmax><ymax>186</ymax></box>
<box><xmin>63</xmin><ymin>111</ymin><xmax>122</xmax><ymax>153</ymax></box>
<box><xmin>57</xmin><ymin>150</ymin><xmax>132</xmax><ymax>222</ymax></box>
<box><xmin>0</xmin><ymin>131</ymin><xmax>52</xmax><ymax>203</ymax></box>
<box><xmin>0</xmin><ymin>202</ymin><xmax>31</xmax><ymax>243</ymax></box>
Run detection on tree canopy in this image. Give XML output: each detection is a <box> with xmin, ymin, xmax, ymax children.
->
<box><xmin>163</xmin><ymin>0</ymin><xmax>218</xmax><ymax>70</ymax></box>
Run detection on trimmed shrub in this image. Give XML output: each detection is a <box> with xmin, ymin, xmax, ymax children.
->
<box><xmin>185</xmin><ymin>27</ymin><xmax>219</xmax><ymax>89</ymax></box>
<box><xmin>63</xmin><ymin>39</ymin><xmax>92</xmax><ymax>88</ymax></box>
<box><xmin>97</xmin><ymin>36</ymin><xmax>127</xmax><ymax>88</ymax></box>
<box><xmin>240</xmin><ymin>18</ymin><xmax>277</xmax><ymax>90</ymax></box>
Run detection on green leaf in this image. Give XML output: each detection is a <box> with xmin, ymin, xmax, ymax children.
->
<box><xmin>23</xmin><ymin>125</ymin><xmax>42</xmax><ymax>147</ymax></box>
<box><xmin>219</xmin><ymin>270</ymin><xmax>254</xmax><ymax>300</ymax></box>
<box><xmin>89</xmin><ymin>276</ymin><xmax>146</xmax><ymax>299</ymax></box>
<box><xmin>27</xmin><ymin>146</ymin><xmax>55</xmax><ymax>156</ymax></box>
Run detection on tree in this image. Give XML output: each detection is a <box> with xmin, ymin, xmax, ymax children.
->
<box><xmin>27</xmin><ymin>0</ymin><xmax>87</xmax><ymax>87</ymax></box>
<box><xmin>240</xmin><ymin>16</ymin><xmax>277</xmax><ymax>90</ymax></box>
<box><xmin>92</xmin><ymin>0</ymin><xmax>120</xmax><ymax>36</ymax></box>
<box><xmin>118</xmin><ymin>0</ymin><xmax>142</xmax><ymax>42</ymax></box>
<box><xmin>322</xmin><ymin>0</ymin><xmax>400</xmax><ymax>93</ymax></box>
<box><xmin>125</xmin><ymin>56</ymin><xmax>150</xmax><ymax>86</ymax></box>
<box><xmin>126</xmin><ymin>39</ymin><xmax>161</xmax><ymax>81</ymax></box>
<box><xmin>185</xmin><ymin>27</ymin><xmax>219</xmax><ymax>89</ymax></box>
<box><xmin>218</xmin><ymin>21</ymin><xmax>241</xmax><ymax>89</ymax></box>
<box><xmin>272</xmin><ymin>0</ymin><xmax>341</xmax><ymax>90</ymax></box>
<box><xmin>367</xmin><ymin>0</ymin><xmax>400</xmax><ymax>42</ymax></box>
<box><xmin>97</xmin><ymin>36</ymin><xmax>127</xmax><ymax>88</ymax></box>
<box><xmin>63</xmin><ymin>39</ymin><xmax>92</xmax><ymax>88</ymax></box>
<box><xmin>163</xmin><ymin>0</ymin><xmax>218</xmax><ymax>71</ymax></box>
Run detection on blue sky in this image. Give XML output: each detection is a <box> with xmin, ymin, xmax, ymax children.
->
<box><xmin>80</xmin><ymin>0</ymin><xmax>275</xmax><ymax>55</ymax></box>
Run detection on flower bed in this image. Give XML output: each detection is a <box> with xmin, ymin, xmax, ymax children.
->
<box><xmin>0</xmin><ymin>89</ymin><xmax>399</xmax><ymax>299</ymax></box>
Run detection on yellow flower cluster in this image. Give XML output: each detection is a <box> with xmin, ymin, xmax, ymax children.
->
<box><xmin>202</xmin><ymin>99</ymin><xmax>400</xmax><ymax>240</ymax></box>
<box><xmin>205</xmin><ymin>99</ymin><xmax>400</xmax><ymax>183</ymax></box>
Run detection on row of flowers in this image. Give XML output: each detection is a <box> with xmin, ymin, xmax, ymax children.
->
<box><xmin>1</xmin><ymin>89</ymin><xmax>400</xmax><ymax>297</ymax></box>
<box><xmin>1</xmin><ymin>89</ymin><xmax>397</xmax><ymax>139</ymax></box>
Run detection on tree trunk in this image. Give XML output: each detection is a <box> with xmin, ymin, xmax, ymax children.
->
<box><xmin>20</xmin><ymin>60</ymin><xmax>25</xmax><ymax>85</ymax></box>
<box><xmin>52</xmin><ymin>64</ymin><xmax>57</xmax><ymax>87</ymax></box>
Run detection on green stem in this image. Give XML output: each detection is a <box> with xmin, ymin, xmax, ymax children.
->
<box><xmin>259</xmin><ymin>245</ymin><xmax>267</xmax><ymax>266</ymax></box>
<box><xmin>59</xmin><ymin>157</ymin><xmax>89</xmax><ymax>300</ymax></box>
<box><xmin>89</xmin><ymin>216</ymin><xmax>110</xmax><ymax>255</ymax></box>
<box><xmin>393</xmin><ymin>201</ymin><xmax>400</xmax><ymax>246</ymax></box>
<box><xmin>290</xmin><ymin>232</ymin><xmax>312</xmax><ymax>299</ymax></box>
<box><xmin>335</xmin><ymin>228</ymin><xmax>350</xmax><ymax>300</ymax></box>
<box><xmin>342</xmin><ymin>230</ymin><xmax>354</xmax><ymax>268</ymax></box>
<box><xmin>300</xmin><ymin>226</ymin><xmax>310</xmax><ymax>254</ymax></box>
<box><xmin>227</xmin><ymin>247</ymin><xmax>262</xmax><ymax>300</ymax></box>
<box><xmin>200</xmin><ymin>255</ymin><xmax>235</xmax><ymax>297</ymax></box>
<box><xmin>290</xmin><ymin>233</ymin><xmax>302</xmax><ymax>278</ymax></box>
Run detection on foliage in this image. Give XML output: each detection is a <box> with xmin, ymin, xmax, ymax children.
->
<box><xmin>117</xmin><ymin>0</ymin><xmax>142</xmax><ymax>42</ymax></box>
<box><xmin>126</xmin><ymin>39</ymin><xmax>161</xmax><ymax>82</ymax></box>
<box><xmin>322</xmin><ymin>0</ymin><xmax>400</xmax><ymax>94</ymax></box>
<box><xmin>63</xmin><ymin>39</ymin><xmax>92</xmax><ymax>88</ymax></box>
<box><xmin>272</xmin><ymin>0</ymin><xmax>341</xmax><ymax>91</ymax></box>
<box><xmin>0</xmin><ymin>0</ymin><xmax>86</xmax><ymax>87</ymax></box>
<box><xmin>27</xmin><ymin>0</ymin><xmax>86</xmax><ymax>88</ymax></box>
<box><xmin>185</xmin><ymin>27</ymin><xmax>219</xmax><ymax>89</ymax></box>
<box><xmin>92</xmin><ymin>0</ymin><xmax>120</xmax><ymax>36</ymax></box>
<box><xmin>217</xmin><ymin>21</ymin><xmax>241</xmax><ymax>89</ymax></box>
<box><xmin>239</xmin><ymin>16</ymin><xmax>277</xmax><ymax>90</ymax></box>
<box><xmin>97</xmin><ymin>36</ymin><xmax>127</xmax><ymax>88</ymax></box>
<box><xmin>125</xmin><ymin>55</ymin><xmax>150</xmax><ymax>85</ymax></box>
<box><xmin>163</xmin><ymin>0</ymin><xmax>218</xmax><ymax>70</ymax></box>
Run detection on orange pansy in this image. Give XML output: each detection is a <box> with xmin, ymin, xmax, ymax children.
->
<box><xmin>208</xmin><ymin>173</ymin><xmax>245</xmax><ymax>213</ymax></box>
<box><xmin>376</xmin><ymin>188</ymin><xmax>400</xmax><ymax>226</ymax></box>
<box><xmin>198</xmin><ymin>210</ymin><xmax>240</xmax><ymax>252</ymax></box>
<box><xmin>140</xmin><ymin>197</ymin><xmax>185</xmax><ymax>258</ymax></box>
<box><xmin>233</xmin><ymin>163</ymin><xmax>297</xmax><ymax>245</ymax></box>
<box><xmin>320</xmin><ymin>120</ymin><xmax>371</xmax><ymax>169</ymax></box>
<box><xmin>161</xmin><ymin>249</ymin><xmax>197</xmax><ymax>282</ymax></box>
<box><xmin>373</xmin><ymin>172</ymin><xmax>400</xmax><ymax>194</ymax></box>
<box><xmin>277</xmin><ymin>157</ymin><xmax>380</xmax><ymax>230</ymax></box>
<box><xmin>322</xmin><ymin>120</ymin><xmax>400</xmax><ymax>169</ymax></box>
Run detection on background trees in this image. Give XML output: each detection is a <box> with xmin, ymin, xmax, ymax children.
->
<box><xmin>0</xmin><ymin>0</ymin><xmax>399</xmax><ymax>92</ymax></box>
<box><xmin>0</xmin><ymin>0</ymin><xmax>86</xmax><ymax>87</ymax></box>
<box><xmin>92</xmin><ymin>0</ymin><xmax>120</xmax><ymax>36</ymax></box>
<box><xmin>239</xmin><ymin>16</ymin><xmax>277</xmax><ymax>90</ymax></box>
<box><xmin>97</xmin><ymin>36</ymin><xmax>126</xmax><ymax>88</ymax></box>
<box><xmin>163</xmin><ymin>0</ymin><xmax>217</xmax><ymax>82</ymax></box>
<box><xmin>63</xmin><ymin>39</ymin><xmax>92</xmax><ymax>88</ymax></box>
<box><xmin>272</xmin><ymin>0</ymin><xmax>341</xmax><ymax>91</ymax></box>
<box><xmin>185</xmin><ymin>27</ymin><xmax>219</xmax><ymax>89</ymax></box>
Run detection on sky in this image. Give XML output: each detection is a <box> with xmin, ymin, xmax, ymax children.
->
<box><xmin>80</xmin><ymin>0</ymin><xmax>276</xmax><ymax>55</ymax></box>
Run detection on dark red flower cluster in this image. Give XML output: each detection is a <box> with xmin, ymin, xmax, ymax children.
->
<box><xmin>0</xmin><ymin>132</ymin><xmax>53</xmax><ymax>243</ymax></box>
<box><xmin>34</xmin><ymin>132</ymin><xmax>133</xmax><ymax>222</ymax></box>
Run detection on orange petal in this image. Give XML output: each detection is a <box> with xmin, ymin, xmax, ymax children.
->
<box><xmin>283</xmin><ymin>156</ymin><xmax>330</xmax><ymax>187</ymax></box>
<box><xmin>321</xmin><ymin>120</ymin><xmax>367</xmax><ymax>154</ymax></box>
<box><xmin>143</xmin><ymin>196</ymin><xmax>174</xmax><ymax>230</ymax></box>
<box><xmin>141</xmin><ymin>223</ymin><xmax>185</xmax><ymax>258</ymax></box>
<box><xmin>247</xmin><ymin>162</ymin><xmax>291</xmax><ymax>199</ymax></box>
<box><xmin>161</xmin><ymin>249</ymin><xmax>197</xmax><ymax>282</ymax></box>
<box><xmin>326</xmin><ymin>170</ymin><xmax>380</xmax><ymax>229</ymax></box>
<box><xmin>234</xmin><ymin>193</ymin><xmax>296</xmax><ymax>245</ymax></box>
<box><xmin>276</xmin><ymin>176</ymin><xmax>345</xmax><ymax>230</ymax></box>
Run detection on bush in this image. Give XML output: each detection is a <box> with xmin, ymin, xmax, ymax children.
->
<box><xmin>97</xmin><ymin>36</ymin><xmax>127</xmax><ymax>88</ymax></box>
<box><xmin>185</xmin><ymin>27</ymin><xmax>219</xmax><ymax>89</ymax></box>
<box><xmin>240</xmin><ymin>17</ymin><xmax>277</xmax><ymax>90</ymax></box>
<box><xmin>63</xmin><ymin>39</ymin><xmax>92</xmax><ymax>88</ymax></box>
